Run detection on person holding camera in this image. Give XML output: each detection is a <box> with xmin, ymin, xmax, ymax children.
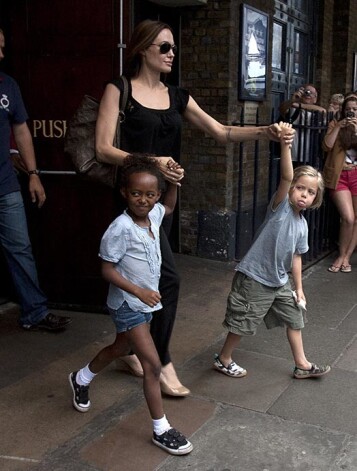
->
<box><xmin>279</xmin><ymin>84</ymin><xmax>326</xmax><ymax>165</ymax></box>
<box><xmin>323</xmin><ymin>95</ymin><xmax>357</xmax><ymax>273</ymax></box>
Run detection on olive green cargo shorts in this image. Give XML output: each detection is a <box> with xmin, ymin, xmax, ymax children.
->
<box><xmin>223</xmin><ymin>271</ymin><xmax>305</xmax><ymax>336</ymax></box>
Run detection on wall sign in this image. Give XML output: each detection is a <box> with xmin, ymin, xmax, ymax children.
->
<box><xmin>239</xmin><ymin>4</ymin><xmax>269</xmax><ymax>101</ymax></box>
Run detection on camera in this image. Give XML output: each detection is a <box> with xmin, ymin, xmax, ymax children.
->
<box><xmin>346</xmin><ymin>111</ymin><xmax>355</xmax><ymax>118</ymax></box>
<box><xmin>304</xmin><ymin>89</ymin><xmax>312</xmax><ymax>97</ymax></box>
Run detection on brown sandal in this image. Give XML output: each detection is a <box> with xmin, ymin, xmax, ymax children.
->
<box><xmin>328</xmin><ymin>265</ymin><xmax>341</xmax><ymax>273</ymax></box>
<box><xmin>341</xmin><ymin>265</ymin><xmax>352</xmax><ymax>273</ymax></box>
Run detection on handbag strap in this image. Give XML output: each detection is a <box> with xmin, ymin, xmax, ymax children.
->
<box><xmin>119</xmin><ymin>75</ymin><xmax>129</xmax><ymax>122</ymax></box>
<box><xmin>114</xmin><ymin>75</ymin><xmax>129</xmax><ymax>147</ymax></box>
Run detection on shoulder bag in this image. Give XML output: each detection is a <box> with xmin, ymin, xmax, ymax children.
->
<box><xmin>64</xmin><ymin>75</ymin><xmax>129</xmax><ymax>188</ymax></box>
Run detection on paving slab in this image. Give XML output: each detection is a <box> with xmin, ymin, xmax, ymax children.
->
<box><xmin>157</xmin><ymin>405</ymin><xmax>350</xmax><ymax>471</ymax></box>
<box><xmin>0</xmin><ymin>251</ymin><xmax>356</xmax><ymax>471</ymax></box>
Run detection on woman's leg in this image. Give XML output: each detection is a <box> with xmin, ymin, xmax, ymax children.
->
<box><xmin>150</xmin><ymin>227</ymin><xmax>180</xmax><ymax>366</ymax></box>
<box><xmin>331</xmin><ymin>190</ymin><xmax>355</xmax><ymax>267</ymax></box>
<box><xmin>344</xmin><ymin>194</ymin><xmax>357</xmax><ymax>264</ymax></box>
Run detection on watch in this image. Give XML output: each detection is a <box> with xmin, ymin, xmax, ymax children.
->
<box><xmin>28</xmin><ymin>169</ymin><xmax>41</xmax><ymax>175</ymax></box>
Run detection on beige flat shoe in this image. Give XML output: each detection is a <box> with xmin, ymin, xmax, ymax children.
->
<box><xmin>116</xmin><ymin>355</ymin><xmax>144</xmax><ymax>377</ymax></box>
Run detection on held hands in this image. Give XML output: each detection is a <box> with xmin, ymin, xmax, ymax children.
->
<box><xmin>155</xmin><ymin>157</ymin><xmax>185</xmax><ymax>186</ymax></box>
<box><xmin>267</xmin><ymin>122</ymin><xmax>295</xmax><ymax>145</ymax></box>
<box><xmin>278</xmin><ymin>122</ymin><xmax>294</xmax><ymax>146</ymax></box>
<box><xmin>137</xmin><ymin>288</ymin><xmax>162</xmax><ymax>308</ymax></box>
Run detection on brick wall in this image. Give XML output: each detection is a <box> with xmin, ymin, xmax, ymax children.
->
<box><xmin>177</xmin><ymin>0</ymin><xmax>357</xmax><ymax>257</ymax></box>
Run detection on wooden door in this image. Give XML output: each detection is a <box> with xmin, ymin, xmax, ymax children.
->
<box><xmin>2</xmin><ymin>0</ymin><xmax>131</xmax><ymax>309</ymax></box>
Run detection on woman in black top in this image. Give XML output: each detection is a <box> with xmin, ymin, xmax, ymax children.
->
<box><xmin>96</xmin><ymin>19</ymin><xmax>293</xmax><ymax>396</ymax></box>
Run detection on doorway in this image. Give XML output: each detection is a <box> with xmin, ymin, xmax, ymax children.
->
<box><xmin>271</xmin><ymin>0</ymin><xmax>318</xmax><ymax>117</ymax></box>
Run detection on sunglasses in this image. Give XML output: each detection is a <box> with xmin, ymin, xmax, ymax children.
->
<box><xmin>151</xmin><ymin>42</ymin><xmax>177</xmax><ymax>55</ymax></box>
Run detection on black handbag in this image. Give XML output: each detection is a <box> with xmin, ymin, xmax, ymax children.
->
<box><xmin>64</xmin><ymin>76</ymin><xmax>129</xmax><ymax>188</ymax></box>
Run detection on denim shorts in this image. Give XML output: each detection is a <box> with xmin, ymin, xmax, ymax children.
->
<box><xmin>108</xmin><ymin>301</ymin><xmax>153</xmax><ymax>333</ymax></box>
<box><xmin>223</xmin><ymin>272</ymin><xmax>305</xmax><ymax>336</ymax></box>
<box><xmin>332</xmin><ymin>168</ymin><xmax>357</xmax><ymax>195</ymax></box>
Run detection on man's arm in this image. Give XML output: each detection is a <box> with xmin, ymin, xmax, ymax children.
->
<box><xmin>12</xmin><ymin>122</ymin><xmax>46</xmax><ymax>208</ymax></box>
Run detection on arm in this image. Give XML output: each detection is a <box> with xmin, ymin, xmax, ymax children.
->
<box><xmin>184</xmin><ymin>96</ymin><xmax>294</xmax><ymax>145</ymax></box>
<box><xmin>96</xmin><ymin>84</ymin><xmax>184</xmax><ymax>185</ymax></box>
<box><xmin>101</xmin><ymin>261</ymin><xmax>161</xmax><ymax>308</ymax></box>
<box><xmin>272</xmin><ymin>122</ymin><xmax>294</xmax><ymax>209</ymax></box>
<box><xmin>12</xmin><ymin>122</ymin><xmax>46</xmax><ymax>208</ymax></box>
<box><xmin>162</xmin><ymin>181</ymin><xmax>177</xmax><ymax>217</ymax></box>
<box><xmin>291</xmin><ymin>253</ymin><xmax>305</xmax><ymax>305</ymax></box>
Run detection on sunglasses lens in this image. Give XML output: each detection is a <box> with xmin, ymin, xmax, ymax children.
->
<box><xmin>159</xmin><ymin>43</ymin><xmax>177</xmax><ymax>54</ymax></box>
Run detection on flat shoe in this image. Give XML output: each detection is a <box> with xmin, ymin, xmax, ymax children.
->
<box><xmin>341</xmin><ymin>264</ymin><xmax>352</xmax><ymax>273</ymax></box>
<box><xmin>213</xmin><ymin>354</ymin><xmax>247</xmax><ymax>378</ymax></box>
<box><xmin>327</xmin><ymin>265</ymin><xmax>341</xmax><ymax>273</ymax></box>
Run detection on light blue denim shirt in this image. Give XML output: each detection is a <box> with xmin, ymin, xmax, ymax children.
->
<box><xmin>99</xmin><ymin>204</ymin><xmax>165</xmax><ymax>312</ymax></box>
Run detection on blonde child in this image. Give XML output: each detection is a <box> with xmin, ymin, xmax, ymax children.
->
<box><xmin>214</xmin><ymin>123</ymin><xmax>331</xmax><ymax>380</ymax></box>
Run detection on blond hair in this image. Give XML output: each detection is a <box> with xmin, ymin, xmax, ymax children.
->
<box><xmin>290</xmin><ymin>165</ymin><xmax>324</xmax><ymax>209</ymax></box>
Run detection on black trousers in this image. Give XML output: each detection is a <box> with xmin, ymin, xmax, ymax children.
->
<box><xmin>151</xmin><ymin>226</ymin><xmax>180</xmax><ymax>366</ymax></box>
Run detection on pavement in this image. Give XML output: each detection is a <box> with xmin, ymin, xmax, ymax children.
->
<box><xmin>0</xmin><ymin>250</ymin><xmax>357</xmax><ymax>471</ymax></box>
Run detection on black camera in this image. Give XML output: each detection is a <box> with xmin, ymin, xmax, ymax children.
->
<box><xmin>346</xmin><ymin>111</ymin><xmax>355</xmax><ymax>118</ymax></box>
<box><xmin>304</xmin><ymin>89</ymin><xmax>312</xmax><ymax>97</ymax></box>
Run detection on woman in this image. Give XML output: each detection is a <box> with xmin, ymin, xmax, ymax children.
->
<box><xmin>323</xmin><ymin>95</ymin><xmax>357</xmax><ymax>273</ymax></box>
<box><xmin>95</xmin><ymin>19</ymin><xmax>293</xmax><ymax>396</ymax></box>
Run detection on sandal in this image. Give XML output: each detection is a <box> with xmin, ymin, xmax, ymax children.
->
<box><xmin>341</xmin><ymin>264</ymin><xmax>352</xmax><ymax>273</ymax></box>
<box><xmin>293</xmin><ymin>363</ymin><xmax>331</xmax><ymax>379</ymax></box>
<box><xmin>327</xmin><ymin>265</ymin><xmax>341</xmax><ymax>273</ymax></box>
<box><xmin>213</xmin><ymin>354</ymin><xmax>247</xmax><ymax>378</ymax></box>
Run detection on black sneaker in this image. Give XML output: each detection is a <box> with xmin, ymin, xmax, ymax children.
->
<box><xmin>69</xmin><ymin>371</ymin><xmax>91</xmax><ymax>412</ymax></box>
<box><xmin>22</xmin><ymin>313</ymin><xmax>72</xmax><ymax>331</ymax></box>
<box><xmin>152</xmin><ymin>428</ymin><xmax>193</xmax><ymax>455</ymax></box>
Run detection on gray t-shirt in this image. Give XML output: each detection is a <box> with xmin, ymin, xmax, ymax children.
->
<box><xmin>99</xmin><ymin>204</ymin><xmax>165</xmax><ymax>312</ymax></box>
<box><xmin>236</xmin><ymin>195</ymin><xmax>308</xmax><ymax>287</ymax></box>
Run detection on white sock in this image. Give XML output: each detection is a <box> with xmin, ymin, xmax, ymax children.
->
<box><xmin>76</xmin><ymin>364</ymin><xmax>96</xmax><ymax>386</ymax></box>
<box><xmin>153</xmin><ymin>415</ymin><xmax>171</xmax><ymax>436</ymax></box>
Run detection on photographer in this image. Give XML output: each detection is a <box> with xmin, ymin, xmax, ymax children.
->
<box><xmin>279</xmin><ymin>84</ymin><xmax>326</xmax><ymax>165</ymax></box>
<box><xmin>323</xmin><ymin>95</ymin><xmax>357</xmax><ymax>273</ymax></box>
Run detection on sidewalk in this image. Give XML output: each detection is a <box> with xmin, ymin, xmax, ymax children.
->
<box><xmin>0</xmin><ymin>251</ymin><xmax>356</xmax><ymax>471</ymax></box>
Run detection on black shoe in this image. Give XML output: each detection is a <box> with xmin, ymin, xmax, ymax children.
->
<box><xmin>22</xmin><ymin>313</ymin><xmax>72</xmax><ymax>331</ymax></box>
<box><xmin>152</xmin><ymin>428</ymin><xmax>193</xmax><ymax>455</ymax></box>
<box><xmin>69</xmin><ymin>371</ymin><xmax>91</xmax><ymax>412</ymax></box>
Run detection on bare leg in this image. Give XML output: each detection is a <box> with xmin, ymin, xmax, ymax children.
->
<box><xmin>286</xmin><ymin>327</ymin><xmax>311</xmax><ymax>369</ymax></box>
<box><xmin>129</xmin><ymin>323</ymin><xmax>164</xmax><ymax>420</ymax></box>
<box><xmin>89</xmin><ymin>333</ymin><xmax>131</xmax><ymax>374</ymax></box>
<box><xmin>331</xmin><ymin>190</ymin><xmax>355</xmax><ymax>267</ymax></box>
<box><xmin>219</xmin><ymin>332</ymin><xmax>242</xmax><ymax>366</ymax></box>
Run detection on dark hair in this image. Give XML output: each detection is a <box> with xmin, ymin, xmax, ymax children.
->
<box><xmin>123</xmin><ymin>19</ymin><xmax>173</xmax><ymax>78</ymax></box>
<box><xmin>339</xmin><ymin>96</ymin><xmax>357</xmax><ymax>150</ymax></box>
<box><xmin>120</xmin><ymin>153</ymin><xmax>164</xmax><ymax>190</ymax></box>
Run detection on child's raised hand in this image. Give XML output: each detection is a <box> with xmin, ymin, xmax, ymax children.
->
<box><xmin>278</xmin><ymin>121</ymin><xmax>295</xmax><ymax>146</ymax></box>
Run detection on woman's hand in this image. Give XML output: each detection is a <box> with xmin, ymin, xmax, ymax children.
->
<box><xmin>155</xmin><ymin>157</ymin><xmax>185</xmax><ymax>186</ymax></box>
<box><xmin>267</xmin><ymin>122</ymin><xmax>295</xmax><ymax>145</ymax></box>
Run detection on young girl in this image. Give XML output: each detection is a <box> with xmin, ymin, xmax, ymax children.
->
<box><xmin>214</xmin><ymin>123</ymin><xmax>331</xmax><ymax>380</ymax></box>
<box><xmin>69</xmin><ymin>154</ymin><xmax>193</xmax><ymax>455</ymax></box>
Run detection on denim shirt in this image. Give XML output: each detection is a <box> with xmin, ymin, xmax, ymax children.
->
<box><xmin>99</xmin><ymin>204</ymin><xmax>165</xmax><ymax>312</ymax></box>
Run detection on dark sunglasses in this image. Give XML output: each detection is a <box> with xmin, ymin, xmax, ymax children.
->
<box><xmin>151</xmin><ymin>42</ymin><xmax>177</xmax><ymax>55</ymax></box>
